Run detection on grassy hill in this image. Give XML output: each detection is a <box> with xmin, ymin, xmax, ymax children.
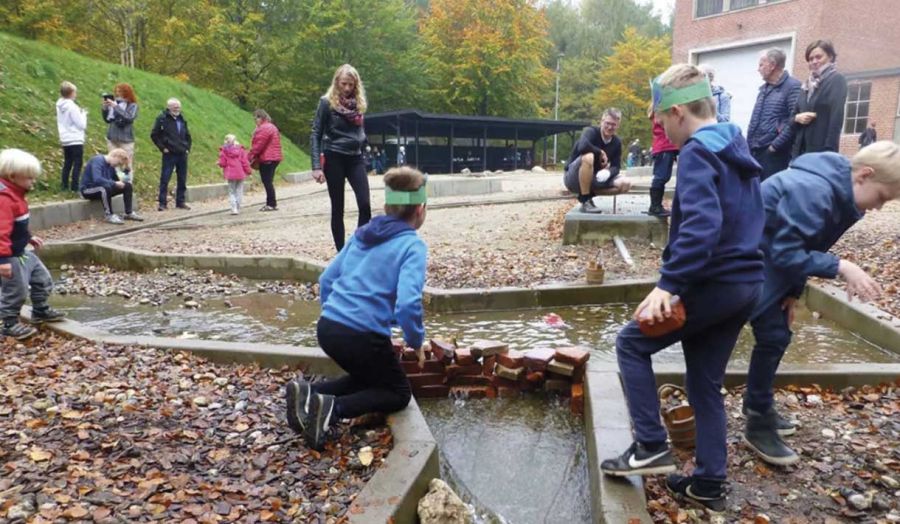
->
<box><xmin>0</xmin><ymin>32</ymin><xmax>309</xmax><ymax>203</ymax></box>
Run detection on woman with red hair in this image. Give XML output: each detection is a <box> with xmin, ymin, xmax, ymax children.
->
<box><xmin>102</xmin><ymin>83</ymin><xmax>139</xmax><ymax>176</ymax></box>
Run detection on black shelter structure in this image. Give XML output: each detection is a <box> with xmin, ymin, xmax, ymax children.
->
<box><xmin>364</xmin><ymin>109</ymin><xmax>588</xmax><ymax>174</ymax></box>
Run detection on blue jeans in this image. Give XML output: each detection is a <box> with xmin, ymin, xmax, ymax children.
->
<box><xmin>651</xmin><ymin>150</ymin><xmax>677</xmax><ymax>191</ymax></box>
<box><xmin>616</xmin><ymin>281</ymin><xmax>760</xmax><ymax>481</ymax></box>
<box><xmin>744</xmin><ymin>283</ymin><xmax>794</xmax><ymax>413</ymax></box>
<box><xmin>159</xmin><ymin>152</ymin><xmax>188</xmax><ymax>207</ymax></box>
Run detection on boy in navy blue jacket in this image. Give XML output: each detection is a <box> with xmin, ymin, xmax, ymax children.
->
<box><xmin>79</xmin><ymin>149</ymin><xmax>143</xmax><ymax>224</ymax></box>
<box><xmin>743</xmin><ymin>141</ymin><xmax>900</xmax><ymax>466</ymax></box>
<box><xmin>600</xmin><ymin>64</ymin><xmax>765</xmax><ymax>514</ymax></box>
<box><xmin>285</xmin><ymin>167</ymin><xmax>428</xmax><ymax>450</ymax></box>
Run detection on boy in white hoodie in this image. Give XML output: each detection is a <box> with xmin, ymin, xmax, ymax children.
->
<box><xmin>56</xmin><ymin>81</ymin><xmax>87</xmax><ymax>192</ymax></box>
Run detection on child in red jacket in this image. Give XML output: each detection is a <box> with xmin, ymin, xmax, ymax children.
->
<box><xmin>218</xmin><ymin>134</ymin><xmax>251</xmax><ymax>215</ymax></box>
<box><xmin>0</xmin><ymin>149</ymin><xmax>65</xmax><ymax>340</ymax></box>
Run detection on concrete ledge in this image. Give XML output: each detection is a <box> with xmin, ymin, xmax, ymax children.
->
<box><xmin>805</xmin><ymin>283</ymin><xmax>900</xmax><ymax>354</ymax></box>
<box><xmin>653</xmin><ymin>363</ymin><xmax>900</xmax><ymax>389</ymax></box>
<box><xmin>426</xmin><ymin>176</ymin><xmax>502</xmax><ymax>198</ymax></box>
<box><xmin>563</xmin><ymin>205</ymin><xmax>668</xmax><ymax>245</ymax></box>
<box><xmin>30</xmin><ymin>195</ymin><xmax>131</xmax><ymax>231</ymax></box>
<box><xmin>282</xmin><ymin>171</ymin><xmax>313</xmax><ymax>184</ymax></box>
<box><xmin>184</xmin><ymin>183</ymin><xmax>230</xmax><ymax>202</ymax></box>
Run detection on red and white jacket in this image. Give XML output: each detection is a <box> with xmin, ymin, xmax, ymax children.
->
<box><xmin>0</xmin><ymin>179</ymin><xmax>31</xmax><ymax>264</ymax></box>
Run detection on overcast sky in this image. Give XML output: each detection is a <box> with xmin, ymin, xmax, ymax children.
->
<box><xmin>640</xmin><ymin>0</ymin><xmax>676</xmax><ymax>23</ymax></box>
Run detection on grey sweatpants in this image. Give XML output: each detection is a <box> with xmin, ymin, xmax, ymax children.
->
<box><xmin>1</xmin><ymin>251</ymin><xmax>53</xmax><ymax>322</ymax></box>
<box><xmin>227</xmin><ymin>180</ymin><xmax>244</xmax><ymax>210</ymax></box>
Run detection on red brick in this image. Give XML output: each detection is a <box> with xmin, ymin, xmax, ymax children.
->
<box><xmin>571</xmin><ymin>383</ymin><xmax>585</xmax><ymax>415</ymax></box>
<box><xmin>430</xmin><ymin>338</ymin><xmax>456</xmax><ymax>364</ymax></box>
<box><xmin>455</xmin><ymin>347</ymin><xmax>477</xmax><ymax>366</ymax></box>
<box><xmin>491</xmin><ymin>375</ymin><xmax>519</xmax><ymax>389</ymax></box>
<box><xmin>485</xmin><ymin>386</ymin><xmax>498</xmax><ymax>399</ymax></box>
<box><xmin>413</xmin><ymin>385</ymin><xmax>450</xmax><ymax>399</ymax></box>
<box><xmin>401</xmin><ymin>347</ymin><xmax>418</xmax><ymax>361</ymax></box>
<box><xmin>471</xmin><ymin>340</ymin><xmax>508</xmax><ymax>357</ymax></box>
<box><xmin>447</xmin><ymin>374</ymin><xmax>492</xmax><ymax>387</ymax></box>
<box><xmin>482</xmin><ymin>356</ymin><xmax>496</xmax><ymax>376</ymax></box>
<box><xmin>400</xmin><ymin>360</ymin><xmax>445</xmax><ymax>375</ymax></box>
<box><xmin>449</xmin><ymin>386</ymin><xmax>493</xmax><ymax>399</ymax></box>
<box><xmin>495</xmin><ymin>364</ymin><xmax>524</xmax><ymax>381</ymax></box>
<box><xmin>547</xmin><ymin>359</ymin><xmax>575</xmax><ymax>377</ymax></box>
<box><xmin>524</xmin><ymin>348</ymin><xmax>555</xmax><ymax>372</ymax></box>
<box><xmin>446</xmin><ymin>364</ymin><xmax>483</xmax><ymax>378</ymax></box>
<box><xmin>497</xmin><ymin>349</ymin><xmax>525</xmax><ymax>369</ymax></box>
<box><xmin>525</xmin><ymin>371</ymin><xmax>545</xmax><ymax>385</ymax></box>
<box><xmin>554</xmin><ymin>347</ymin><xmax>590</xmax><ymax>367</ymax></box>
<box><xmin>406</xmin><ymin>373</ymin><xmax>446</xmax><ymax>388</ymax></box>
<box><xmin>497</xmin><ymin>386</ymin><xmax>519</xmax><ymax>398</ymax></box>
<box><xmin>572</xmin><ymin>364</ymin><xmax>586</xmax><ymax>385</ymax></box>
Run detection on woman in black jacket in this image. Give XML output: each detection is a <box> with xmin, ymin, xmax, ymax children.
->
<box><xmin>311</xmin><ymin>64</ymin><xmax>372</xmax><ymax>252</ymax></box>
<box><xmin>791</xmin><ymin>40</ymin><xmax>848</xmax><ymax>157</ymax></box>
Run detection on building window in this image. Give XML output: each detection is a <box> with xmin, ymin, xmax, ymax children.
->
<box><xmin>844</xmin><ymin>81</ymin><xmax>871</xmax><ymax>134</ymax></box>
<box><xmin>695</xmin><ymin>0</ymin><xmax>785</xmax><ymax>18</ymax></box>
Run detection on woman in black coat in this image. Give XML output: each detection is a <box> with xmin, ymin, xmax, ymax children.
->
<box><xmin>791</xmin><ymin>40</ymin><xmax>848</xmax><ymax>157</ymax></box>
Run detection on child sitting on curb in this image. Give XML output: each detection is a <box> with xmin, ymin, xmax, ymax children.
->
<box><xmin>742</xmin><ymin>140</ymin><xmax>900</xmax><ymax>466</ymax></box>
<box><xmin>218</xmin><ymin>134</ymin><xmax>251</xmax><ymax>215</ymax></box>
<box><xmin>285</xmin><ymin>166</ymin><xmax>428</xmax><ymax>450</ymax></box>
<box><xmin>600</xmin><ymin>64</ymin><xmax>765</xmax><ymax>515</ymax></box>
<box><xmin>0</xmin><ymin>149</ymin><xmax>66</xmax><ymax>340</ymax></box>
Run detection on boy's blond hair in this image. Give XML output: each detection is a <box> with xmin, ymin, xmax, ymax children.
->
<box><xmin>108</xmin><ymin>148</ymin><xmax>130</xmax><ymax>164</ymax></box>
<box><xmin>0</xmin><ymin>148</ymin><xmax>42</xmax><ymax>180</ymax></box>
<box><xmin>853</xmin><ymin>140</ymin><xmax>900</xmax><ymax>187</ymax></box>
<box><xmin>657</xmin><ymin>64</ymin><xmax>716</xmax><ymax>119</ymax></box>
<box><xmin>60</xmin><ymin>81</ymin><xmax>76</xmax><ymax>98</ymax></box>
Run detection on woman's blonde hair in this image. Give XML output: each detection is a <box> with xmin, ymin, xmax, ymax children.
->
<box><xmin>384</xmin><ymin>167</ymin><xmax>425</xmax><ymax>220</ymax></box>
<box><xmin>853</xmin><ymin>140</ymin><xmax>900</xmax><ymax>187</ymax></box>
<box><xmin>656</xmin><ymin>64</ymin><xmax>716</xmax><ymax>119</ymax></box>
<box><xmin>325</xmin><ymin>64</ymin><xmax>367</xmax><ymax>113</ymax></box>
<box><xmin>0</xmin><ymin>148</ymin><xmax>42</xmax><ymax>180</ymax></box>
<box><xmin>224</xmin><ymin>134</ymin><xmax>237</xmax><ymax>145</ymax></box>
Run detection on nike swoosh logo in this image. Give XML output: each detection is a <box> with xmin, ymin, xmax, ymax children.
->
<box><xmin>628</xmin><ymin>450</ymin><xmax>668</xmax><ymax>468</ymax></box>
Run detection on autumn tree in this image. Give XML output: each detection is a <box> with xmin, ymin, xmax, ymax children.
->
<box><xmin>420</xmin><ymin>0</ymin><xmax>552</xmax><ymax>117</ymax></box>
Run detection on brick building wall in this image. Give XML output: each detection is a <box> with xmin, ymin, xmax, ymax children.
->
<box><xmin>839</xmin><ymin>76</ymin><xmax>900</xmax><ymax>155</ymax></box>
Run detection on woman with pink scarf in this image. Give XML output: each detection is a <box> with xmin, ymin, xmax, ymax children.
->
<box><xmin>790</xmin><ymin>39</ymin><xmax>848</xmax><ymax>157</ymax></box>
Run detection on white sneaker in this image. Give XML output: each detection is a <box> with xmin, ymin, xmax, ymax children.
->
<box><xmin>230</xmin><ymin>207</ymin><xmax>239</xmax><ymax>215</ymax></box>
<box><xmin>105</xmin><ymin>214</ymin><xmax>124</xmax><ymax>225</ymax></box>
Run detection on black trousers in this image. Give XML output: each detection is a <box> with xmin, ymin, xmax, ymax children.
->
<box><xmin>61</xmin><ymin>144</ymin><xmax>83</xmax><ymax>191</ymax></box>
<box><xmin>159</xmin><ymin>152</ymin><xmax>188</xmax><ymax>207</ymax></box>
<box><xmin>313</xmin><ymin>316</ymin><xmax>411</xmax><ymax>419</ymax></box>
<box><xmin>259</xmin><ymin>161</ymin><xmax>279</xmax><ymax>208</ymax></box>
<box><xmin>81</xmin><ymin>183</ymin><xmax>133</xmax><ymax>215</ymax></box>
<box><xmin>751</xmin><ymin>146</ymin><xmax>791</xmax><ymax>181</ymax></box>
<box><xmin>324</xmin><ymin>151</ymin><xmax>371</xmax><ymax>251</ymax></box>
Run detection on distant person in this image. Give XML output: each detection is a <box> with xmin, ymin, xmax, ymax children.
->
<box><xmin>791</xmin><ymin>39</ymin><xmax>848</xmax><ymax>157</ymax></box>
<box><xmin>364</xmin><ymin>145</ymin><xmax>374</xmax><ymax>176</ymax></box>
<box><xmin>218</xmin><ymin>134</ymin><xmax>251</xmax><ymax>215</ymax></box>
<box><xmin>373</xmin><ymin>146</ymin><xmax>385</xmax><ymax>174</ymax></box>
<box><xmin>628</xmin><ymin>139</ymin><xmax>641</xmax><ymax>168</ymax></box>
<box><xmin>747</xmin><ymin>48</ymin><xmax>803</xmax><ymax>179</ymax></box>
<box><xmin>56</xmin><ymin>81</ymin><xmax>87</xmax><ymax>192</ymax></box>
<box><xmin>150</xmin><ymin>98</ymin><xmax>192</xmax><ymax>211</ymax></box>
<box><xmin>79</xmin><ymin>149</ymin><xmax>143</xmax><ymax>224</ymax></box>
<box><xmin>563</xmin><ymin>107</ymin><xmax>632</xmax><ymax>214</ymax></box>
<box><xmin>858</xmin><ymin>120</ymin><xmax>877</xmax><ymax>148</ymax></box>
<box><xmin>102</xmin><ymin>83</ymin><xmax>138</xmax><ymax>176</ymax></box>
<box><xmin>285</xmin><ymin>167</ymin><xmax>428</xmax><ymax>451</ymax></box>
<box><xmin>647</xmin><ymin>107</ymin><xmax>678</xmax><ymax>217</ymax></box>
<box><xmin>524</xmin><ymin>149</ymin><xmax>532</xmax><ymax>168</ymax></box>
<box><xmin>699</xmin><ymin>64</ymin><xmax>732</xmax><ymax>123</ymax></box>
<box><xmin>0</xmin><ymin>149</ymin><xmax>66</xmax><ymax>341</ymax></box>
<box><xmin>249</xmin><ymin>109</ymin><xmax>284</xmax><ymax>211</ymax></box>
<box><xmin>310</xmin><ymin>64</ymin><xmax>372</xmax><ymax>251</ymax></box>
<box><xmin>397</xmin><ymin>145</ymin><xmax>407</xmax><ymax>166</ymax></box>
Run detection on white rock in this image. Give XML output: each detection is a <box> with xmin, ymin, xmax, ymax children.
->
<box><xmin>806</xmin><ymin>394</ymin><xmax>822</xmax><ymax>405</ymax></box>
<box><xmin>880</xmin><ymin>475</ymin><xmax>899</xmax><ymax>489</ymax></box>
<box><xmin>531</xmin><ymin>165</ymin><xmax>546</xmax><ymax>173</ymax></box>
<box><xmin>461</xmin><ymin>168</ymin><xmax>471</xmax><ymax>174</ymax></box>
<box><xmin>848</xmin><ymin>493</ymin><xmax>870</xmax><ymax>511</ymax></box>
<box><xmin>417</xmin><ymin>478</ymin><xmax>472</xmax><ymax>524</ymax></box>
<box><xmin>192</xmin><ymin>396</ymin><xmax>209</xmax><ymax>407</ymax></box>
<box><xmin>821</xmin><ymin>428</ymin><xmax>836</xmax><ymax>439</ymax></box>
<box><xmin>358</xmin><ymin>446</ymin><xmax>374</xmax><ymax>466</ymax></box>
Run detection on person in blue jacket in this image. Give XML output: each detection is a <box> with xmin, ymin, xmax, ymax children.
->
<box><xmin>600</xmin><ymin>64</ymin><xmax>765</xmax><ymax>515</ymax></box>
<box><xmin>285</xmin><ymin>166</ymin><xmax>428</xmax><ymax>450</ymax></box>
<box><xmin>79</xmin><ymin>149</ymin><xmax>143</xmax><ymax>224</ymax></box>
<box><xmin>743</xmin><ymin>140</ymin><xmax>900</xmax><ymax>466</ymax></box>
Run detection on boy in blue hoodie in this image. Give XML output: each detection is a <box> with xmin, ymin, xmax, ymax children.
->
<box><xmin>743</xmin><ymin>141</ymin><xmax>900</xmax><ymax>466</ymax></box>
<box><xmin>600</xmin><ymin>64</ymin><xmax>765</xmax><ymax>514</ymax></box>
<box><xmin>285</xmin><ymin>167</ymin><xmax>428</xmax><ymax>450</ymax></box>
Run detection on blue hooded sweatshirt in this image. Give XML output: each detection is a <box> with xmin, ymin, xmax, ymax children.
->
<box><xmin>79</xmin><ymin>154</ymin><xmax>119</xmax><ymax>193</ymax></box>
<box><xmin>658</xmin><ymin>123</ymin><xmax>764</xmax><ymax>296</ymax></box>
<box><xmin>319</xmin><ymin>215</ymin><xmax>427</xmax><ymax>349</ymax></box>
<box><xmin>752</xmin><ymin>152</ymin><xmax>863</xmax><ymax>317</ymax></box>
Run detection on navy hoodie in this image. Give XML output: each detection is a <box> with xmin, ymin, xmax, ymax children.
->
<box><xmin>752</xmin><ymin>152</ymin><xmax>862</xmax><ymax>316</ymax></box>
<box><xmin>319</xmin><ymin>215</ymin><xmax>427</xmax><ymax>349</ymax></box>
<box><xmin>658</xmin><ymin>123</ymin><xmax>764</xmax><ymax>295</ymax></box>
<box><xmin>79</xmin><ymin>154</ymin><xmax>119</xmax><ymax>193</ymax></box>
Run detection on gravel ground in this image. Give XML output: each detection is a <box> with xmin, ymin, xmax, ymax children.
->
<box><xmin>0</xmin><ymin>332</ymin><xmax>391</xmax><ymax>523</ymax></box>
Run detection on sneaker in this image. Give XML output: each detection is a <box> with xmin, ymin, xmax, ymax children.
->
<box><xmin>259</xmin><ymin>205</ymin><xmax>278</xmax><ymax>212</ymax></box>
<box><xmin>580</xmin><ymin>199</ymin><xmax>603</xmax><ymax>214</ymax></box>
<box><xmin>123</xmin><ymin>212</ymin><xmax>144</xmax><ymax>222</ymax></box>
<box><xmin>176</xmin><ymin>204</ymin><xmax>192</xmax><ymax>210</ymax></box>
<box><xmin>600</xmin><ymin>441</ymin><xmax>676</xmax><ymax>477</ymax></box>
<box><xmin>157</xmin><ymin>204</ymin><xmax>167</xmax><ymax>212</ymax></box>
<box><xmin>304</xmin><ymin>393</ymin><xmax>335</xmax><ymax>451</ymax></box>
<box><xmin>230</xmin><ymin>209</ymin><xmax>239</xmax><ymax>215</ymax></box>
<box><xmin>647</xmin><ymin>204</ymin><xmax>671</xmax><ymax>217</ymax></box>
<box><xmin>31</xmin><ymin>307</ymin><xmax>66</xmax><ymax>324</ymax></box>
<box><xmin>2</xmin><ymin>322</ymin><xmax>37</xmax><ymax>341</ymax></box>
<box><xmin>285</xmin><ymin>379</ymin><xmax>312</xmax><ymax>433</ymax></box>
<box><xmin>742</xmin><ymin>404</ymin><xmax>797</xmax><ymax>436</ymax></box>
<box><xmin>743</xmin><ymin>408</ymin><xmax>800</xmax><ymax>466</ymax></box>
<box><xmin>666</xmin><ymin>474</ymin><xmax>726</xmax><ymax>514</ymax></box>
<box><xmin>105</xmin><ymin>214</ymin><xmax>124</xmax><ymax>225</ymax></box>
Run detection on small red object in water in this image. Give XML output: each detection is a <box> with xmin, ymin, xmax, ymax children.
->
<box><xmin>543</xmin><ymin>313</ymin><xmax>568</xmax><ymax>328</ymax></box>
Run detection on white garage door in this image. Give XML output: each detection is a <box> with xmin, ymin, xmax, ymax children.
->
<box><xmin>696</xmin><ymin>39</ymin><xmax>794</xmax><ymax>134</ymax></box>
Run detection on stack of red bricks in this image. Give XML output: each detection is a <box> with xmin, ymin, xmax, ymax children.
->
<box><xmin>393</xmin><ymin>338</ymin><xmax>590</xmax><ymax>416</ymax></box>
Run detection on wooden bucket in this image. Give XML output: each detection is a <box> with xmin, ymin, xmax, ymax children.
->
<box><xmin>586</xmin><ymin>262</ymin><xmax>605</xmax><ymax>284</ymax></box>
<box><xmin>658</xmin><ymin>384</ymin><xmax>696</xmax><ymax>449</ymax></box>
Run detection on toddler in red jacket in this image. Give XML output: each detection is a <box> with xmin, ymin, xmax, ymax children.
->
<box><xmin>218</xmin><ymin>134</ymin><xmax>252</xmax><ymax>215</ymax></box>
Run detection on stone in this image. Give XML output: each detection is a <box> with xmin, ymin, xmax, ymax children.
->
<box><xmin>358</xmin><ymin>446</ymin><xmax>374</xmax><ymax>466</ymax></box>
<box><xmin>570</xmin><ymin>383</ymin><xmax>585</xmax><ymax>415</ymax></box>
<box><xmin>460</xmin><ymin>168</ymin><xmax>471</xmax><ymax>174</ymax></box>
<box><xmin>431</xmin><ymin>339</ymin><xmax>456</xmax><ymax>365</ymax></box>
<box><xmin>524</xmin><ymin>348</ymin><xmax>555</xmax><ymax>372</ymax></box>
<box><xmin>554</xmin><ymin>347</ymin><xmax>590</xmax><ymax>367</ymax></box>
<box><xmin>184</xmin><ymin>300</ymin><xmax>200</xmax><ymax>309</ymax></box>
<box><xmin>407</xmin><ymin>373</ymin><xmax>446</xmax><ymax>388</ymax></box>
<box><xmin>482</xmin><ymin>356</ymin><xmax>496</xmax><ymax>376</ymax></box>
<box><xmin>547</xmin><ymin>359</ymin><xmax>575</xmax><ymax>377</ymax></box>
<box><xmin>418</xmin><ymin>478</ymin><xmax>472</xmax><ymax>524</ymax></box>
<box><xmin>821</xmin><ymin>428</ymin><xmax>836</xmax><ymax>439</ymax></box>
<box><xmin>847</xmin><ymin>493</ymin><xmax>870</xmax><ymax>511</ymax></box>
<box><xmin>413</xmin><ymin>385</ymin><xmax>451</xmax><ymax>399</ymax></box>
<box><xmin>445</xmin><ymin>364</ymin><xmax>483</xmax><ymax>378</ymax></box>
<box><xmin>544</xmin><ymin>378</ymin><xmax>570</xmax><ymax>393</ymax></box>
<box><xmin>495</xmin><ymin>364</ymin><xmax>524</xmax><ymax>381</ymax></box>
<box><xmin>455</xmin><ymin>347</ymin><xmax>477</xmax><ymax>366</ymax></box>
<box><xmin>192</xmin><ymin>396</ymin><xmax>209</xmax><ymax>407</ymax></box>
<box><xmin>6</xmin><ymin>499</ymin><xmax>36</xmax><ymax>520</ymax></box>
<box><xmin>471</xmin><ymin>340</ymin><xmax>508</xmax><ymax>357</ymax></box>
<box><xmin>496</xmin><ymin>349</ymin><xmax>525</xmax><ymax>369</ymax></box>
<box><xmin>879</xmin><ymin>475</ymin><xmax>899</xmax><ymax>489</ymax></box>
<box><xmin>531</xmin><ymin>165</ymin><xmax>546</xmax><ymax>173</ymax></box>
<box><xmin>806</xmin><ymin>394</ymin><xmax>823</xmax><ymax>406</ymax></box>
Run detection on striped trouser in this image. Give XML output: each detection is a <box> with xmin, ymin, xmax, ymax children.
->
<box><xmin>80</xmin><ymin>183</ymin><xmax>132</xmax><ymax>215</ymax></box>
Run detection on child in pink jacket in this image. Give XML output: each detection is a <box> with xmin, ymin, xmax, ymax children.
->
<box><xmin>218</xmin><ymin>134</ymin><xmax>251</xmax><ymax>215</ymax></box>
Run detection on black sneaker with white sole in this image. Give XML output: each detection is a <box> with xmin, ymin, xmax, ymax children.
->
<box><xmin>304</xmin><ymin>393</ymin><xmax>335</xmax><ymax>451</ymax></box>
<box><xmin>743</xmin><ymin>408</ymin><xmax>799</xmax><ymax>466</ymax></box>
<box><xmin>31</xmin><ymin>307</ymin><xmax>66</xmax><ymax>324</ymax></box>
<box><xmin>666</xmin><ymin>474</ymin><xmax>726</xmax><ymax>513</ymax></box>
<box><xmin>600</xmin><ymin>441</ymin><xmax>676</xmax><ymax>477</ymax></box>
<box><xmin>285</xmin><ymin>378</ymin><xmax>312</xmax><ymax>433</ymax></box>
<box><xmin>741</xmin><ymin>404</ymin><xmax>797</xmax><ymax>436</ymax></box>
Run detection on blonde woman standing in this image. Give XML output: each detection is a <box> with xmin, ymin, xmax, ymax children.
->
<box><xmin>311</xmin><ymin>64</ymin><xmax>372</xmax><ymax>252</ymax></box>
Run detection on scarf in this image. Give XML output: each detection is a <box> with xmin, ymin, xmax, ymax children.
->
<box><xmin>334</xmin><ymin>96</ymin><xmax>363</xmax><ymax>126</ymax></box>
<box><xmin>806</xmin><ymin>63</ymin><xmax>836</xmax><ymax>101</ymax></box>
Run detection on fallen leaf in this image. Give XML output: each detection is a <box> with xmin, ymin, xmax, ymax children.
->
<box><xmin>29</xmin><ymin>447</ymin><xmax>52</xmax><ymax>462</ymax></box>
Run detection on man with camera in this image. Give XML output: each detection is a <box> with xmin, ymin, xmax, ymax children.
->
<box><xmin>150</xmin><ymin>98</ymin><xmax>192</xmax><ymax>211</ymax></box>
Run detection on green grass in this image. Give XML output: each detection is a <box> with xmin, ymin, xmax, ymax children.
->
<box><xmin>0</xmin><ymin>32</ymin><xmax>309</xmax><ymax>203</ymax></box>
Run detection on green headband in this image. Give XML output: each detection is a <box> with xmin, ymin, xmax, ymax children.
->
<box><xmin>651</xmin><ymin>76</ymin><xmax>713</xmax><ymax>112</ymax></box>
<box><xmin>385</xmin><ymin>185</ymin><xmax>427</xmax><ymax>205</ymax></box>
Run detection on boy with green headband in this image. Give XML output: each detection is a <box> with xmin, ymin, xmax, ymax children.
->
<box><xmin>285</xmin><ymin>167</ymin><xmax>428</xmax><ymax>450</ymax></box>
<box><xmin>601</xmin><ymin>64</ymin><xmax>765</xmax><ymax>515</ymax></box>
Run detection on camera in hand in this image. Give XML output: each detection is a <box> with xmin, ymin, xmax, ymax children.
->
<box><xmin>102</xmin><ymin>93</ymin><xmax>114</xmax><ymax>101</ymax></box>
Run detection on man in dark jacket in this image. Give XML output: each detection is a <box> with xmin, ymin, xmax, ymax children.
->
<box><xmin>747</xmin><ymin>48</ymin><xmax>802</xmax><ymax>180</ymax></box>
<box><xmin>151</xmin><ymin>98</ymin><xmax>192</xmax><ymax>211</ymax></box>
<box><xmin>562</xmin><ymin>108</ymin><xmax>631</xmax><ymax>213</ymax></box>
<box><xmin>858</xmin><ymin>120</ymin><xmax>877</xmax><ymax>148</ymax></box>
